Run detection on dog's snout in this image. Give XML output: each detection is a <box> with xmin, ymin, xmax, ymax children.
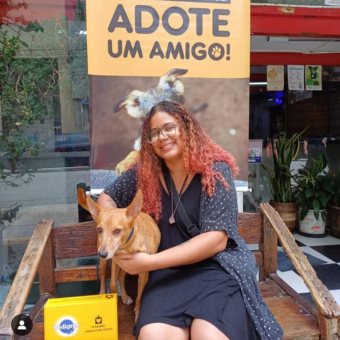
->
<box><xmin>98</xmin><ymin>251</ymin><xmax>108</xmax><ymax>259</ymax></box>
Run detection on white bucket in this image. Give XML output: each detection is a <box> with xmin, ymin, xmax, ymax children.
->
<box><xmin>299</xmin><ymin>209</ymin><xmax>326</xmax><ymax>236</ymax></box>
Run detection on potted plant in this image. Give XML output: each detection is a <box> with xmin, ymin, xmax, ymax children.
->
<box><xmin>293</xmin><ymin>152</ymin><xmax>332</xmax><ymax>237</ymax></box>
<box><xmin>326</xmin><ymin>170</ymin><xmax>340</xmax><ymax>239</ymax></box>
<box><xmin>262</xmin><ymin>127</ymin><xmax>307</xmax><ymax>232</ymax></box>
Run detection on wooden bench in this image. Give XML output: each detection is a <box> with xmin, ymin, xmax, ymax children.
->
<box><xmin>1</xmin><ymin>203</ymin><xmax>340</xmax><ymax>340</ymax></box>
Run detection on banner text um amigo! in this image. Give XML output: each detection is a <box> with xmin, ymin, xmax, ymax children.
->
<box><xmin>107</xmin><ymin>5</ymin><xmax>231</xmax><ymax>61</ymax></box>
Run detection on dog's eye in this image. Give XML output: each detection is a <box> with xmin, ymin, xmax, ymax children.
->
<box><xmin>113</xmin><ymin>229</ymin><xmax>121</xmax><ymax>235</ymax></box>
<box><xmin>96</xmin><ymin>228</ymin><xmax>102</xmax><ymax>233</ymax></box>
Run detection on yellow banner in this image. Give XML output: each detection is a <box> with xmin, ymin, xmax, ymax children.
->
<box><xmin>86</xmin><ymin>0</ymin><xmax>250</xmax><ymax>78</ymax></box>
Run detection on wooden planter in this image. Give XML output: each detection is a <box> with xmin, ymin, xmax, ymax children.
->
<box><xmin>328</xmin><ymin>206</ymin><xmax>340</xmax><ymax>239</ymax></box>
<box><xmin>269</xmin><ymin>201</ymin><xmax>297</xmax><ymax>232</ymax></box>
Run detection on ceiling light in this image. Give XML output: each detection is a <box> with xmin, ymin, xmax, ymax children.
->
<box><xmin>250</xmin><ymin>82</ymin><xmax>267</xmax><ymax>86</ymax></box>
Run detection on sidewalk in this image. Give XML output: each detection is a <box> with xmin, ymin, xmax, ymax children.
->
<box><xmin>2</xmin><ymin>203</ymin><xmax>79</xmax><ymax>241</ymax></box>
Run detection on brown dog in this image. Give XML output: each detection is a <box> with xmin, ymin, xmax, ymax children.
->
<box><xmin>77</xmin><ymin>188</ymin><xmax>161</xmax><ymax>321</ymax></box>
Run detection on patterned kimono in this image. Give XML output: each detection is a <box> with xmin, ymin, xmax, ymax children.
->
<box><xmin>104</xmin><ymin>161</ymin><xmax>284</xmax><ymax>340</ymax></box>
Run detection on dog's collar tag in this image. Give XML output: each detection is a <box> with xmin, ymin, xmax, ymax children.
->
<box><xmin>125</xmin><ymin>226</ymin><xmax>135</xmax><ymax>244</ymax></box>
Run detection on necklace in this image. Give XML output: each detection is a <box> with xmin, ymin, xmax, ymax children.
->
<box><xmin>169</xmin><ymin>174</ymin><xmax>189</xmax><ymax>224</ymax></box>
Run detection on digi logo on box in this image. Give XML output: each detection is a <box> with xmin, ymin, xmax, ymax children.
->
<box><xmin>53</xmin><ymin>316</ymin><xmax>80</xmax><ymax>337</ymax></box>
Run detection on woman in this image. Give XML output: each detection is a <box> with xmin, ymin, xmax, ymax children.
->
<box><xmin>98</xmin><ymin>101</ymin><xmax>283</xmax><ymax>340</ymax></box>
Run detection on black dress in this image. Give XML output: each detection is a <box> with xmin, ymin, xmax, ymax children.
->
<box><xmin>105</xmin><ymin>171</ymin><xmax>260</xmax><ymax>340</ymax></box>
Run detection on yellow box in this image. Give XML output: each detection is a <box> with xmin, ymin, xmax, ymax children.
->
<box><xmin>44</xmin><ymin>294</ymin><xmax>118</xmax><ymax>339</ymax></box>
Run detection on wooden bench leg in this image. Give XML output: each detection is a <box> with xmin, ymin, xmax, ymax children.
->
<box><xmin>38</xmin><ymin>233</ymin><xmax>57</xmax><ymax>297</ymax></box>
<box><xmin>318</xmin><ymin>312</ymin><xmax>340</xmax><ymax>340</ymax></box>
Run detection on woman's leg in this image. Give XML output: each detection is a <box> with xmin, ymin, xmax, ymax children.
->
<box><xmin>191</xmin><ymin>319</ymin><xmax>230</xmax><ymax>340</ymax></box>
<box><xmin>138</xmin><ymin>323</ymin><xmax>189</xmax><ymax>340</ymax></box>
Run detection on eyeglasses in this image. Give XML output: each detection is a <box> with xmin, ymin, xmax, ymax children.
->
<box><xmin>147</xmin><ymin>124</ymin><xmax>179</xmax><ymax>144</ymax></box>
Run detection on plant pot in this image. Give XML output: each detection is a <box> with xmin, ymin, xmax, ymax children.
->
<box><xmin>299</xmin><ymin>209</ymin><xmax>326</xmax><ymax>238</ymax></box>
<box><xmin>269</xmin><ymin>201</ymin><xmax>297</xmax><ymax>232</ymax></box>
<box><xmin>328</xmin><ymin>206</ymin><xmax>340</xmax><ymax>239</ymax></box>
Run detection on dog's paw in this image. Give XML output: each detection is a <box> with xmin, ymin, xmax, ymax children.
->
<box><xmin>115</xmin><ymin>151</ymin><xmax>140</xmax><ymax>175</ymax></box>
<box><xmin>122</xmin><ymin>295</ymin><xmax>133</xmax><ymax>305</ymax></box>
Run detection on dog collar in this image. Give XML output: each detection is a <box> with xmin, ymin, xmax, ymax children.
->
<box><xmin>125</xmin><ymin>227</ymin><xmax>134</xmax><ymax>245</ymax></box>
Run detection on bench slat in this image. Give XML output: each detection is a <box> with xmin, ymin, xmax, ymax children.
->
<box><xmin>252</xmin><ymin>251</ymin><xmax>263</xmax><ymax>267</ymax></box>
<box><xmin>52</xmin><ymin>214</ymin><xmax>264</xmax><ymax>260</ymax></box>
<box><xmin>52</xmin><ymin>221</ymin><xmax>97</xmax><ymax>259</ymax></box>
<box><xmin>53</xmin><ymin>252</ymin><xmax>264</xmax><ymax>284</ymax></box>
<box><xmin>269</xmin><ymin>273</ymin><xmax>318</xmax><ymax>318</ymax></box>
<box><xmin>55</xmin><ymin>265</ymin><xmax>110</xmax><ymax>283</ymax></box>
<box><xmin>259</xmin><ymin>281</ymin><xmax>320</xmax><ymax>339</ymax></box>
<box><xmin>264</xmin><ymin>296</ymin><xmax>320</xmax><ymax>339</ymax></box>
<box><xmin>238</xmin><ymin>213</ymin><xmax>263</xmax><ymax>244</ymax></box>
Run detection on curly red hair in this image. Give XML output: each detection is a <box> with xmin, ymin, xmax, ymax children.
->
<box><xmin>137</xmin><ymin>101</ymin><xmax>239</xmax><ymax>222</ymax></box>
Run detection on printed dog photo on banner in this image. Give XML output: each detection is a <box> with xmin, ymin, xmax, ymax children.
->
<box><xmin>89</xmin><ymin>72</ymin><xmax>249</xmax><ymax>189</ymax></box>
<box><xmin>87</xmin><ymin>0</ymin><xmax>250</xmax><ymax>190</ymax></box>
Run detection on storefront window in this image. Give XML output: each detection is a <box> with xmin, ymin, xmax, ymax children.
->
<box><xmin>246</xmin><ymin>66</ymin><xmax>340</xmax><ymax>213</ymax></box>
<box><xmin>0</xmin><ymin>0</ymin><xmax>90</xmax><ymax>309</ymax></box>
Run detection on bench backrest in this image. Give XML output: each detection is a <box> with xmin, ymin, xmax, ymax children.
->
<box><xmin>48</xmin><ymin>212</ymin><xmax>276</xmax><ymax>289</ymax></box>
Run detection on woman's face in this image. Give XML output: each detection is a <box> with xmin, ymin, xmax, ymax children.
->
<box><xmin>149</xmin><ymin>110</ymin><xmax>184</xmax><ymax>163</ymax></box>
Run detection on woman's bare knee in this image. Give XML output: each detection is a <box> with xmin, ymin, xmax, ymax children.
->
<box><xmin>139</xmin><ymin>323</ymin><xmax>189</xmax><ymax>340</ymax></box>
<box><xmin>191</xmin><ymin>319</ymin><xmax>230</xmax><ymax>340</ymax></box>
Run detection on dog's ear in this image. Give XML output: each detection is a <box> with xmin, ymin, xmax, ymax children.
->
<box><xmin>113</xmin><ymin>90</ymin><xmax>145</xmax><ymax>118</ymax></box>
<box><xmin>158</xmin><ymin>68</ymin><xmax>188</xmax><ymax>88</ymax></box>
<box><xmin>77</xmin><ymin>188</ymin><xmax>89</xmax><ymax>211</ymax></box>
<box><xmin>113</xmin><ymin>94</ymin><xmax>129</xmax><ymax>113</ymax></box>
<box><xmin>189</xmin><ymin>103</ymin><xmax>208</xmax><ymax>114</ymax></box>
<box><xmin>158</xmin><ymin>68</ymin><xmax>188</xmax><ymax>99</ymax></box>
<box><xmin>86</xmin><ymin>194</ymin><xmax>103</xmax><ymax>222</ymax></box>
<box><xmin>126</xmin><ymin>189</ymin><xmax>143</xmax><ymax>220</ymax></box>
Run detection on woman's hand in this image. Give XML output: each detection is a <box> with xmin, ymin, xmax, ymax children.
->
<box><xmin>113</xmin><ymin>252</ymin><xmax>153</xmax><ymax>275</ymax></box>
<box><xmin>114</xmin><ymin>231</ymin><xmax>228</xmax><ymax>274</ymax></box>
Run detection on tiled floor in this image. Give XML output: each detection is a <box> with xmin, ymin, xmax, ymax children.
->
<box><xmin>277</xmin><ymin>232</ymin><xmax>340</xmax><ymax>306</ymax></box>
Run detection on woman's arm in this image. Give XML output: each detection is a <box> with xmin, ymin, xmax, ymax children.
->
<box><xmin>97</xmin><ymin>191</ymin><xmax>118</xmax><ymax>209</ymax></box>
<box><xmin>114</xmin><ymin>230</ymin><xmax>228</xmax><ymax>275</ymax></box>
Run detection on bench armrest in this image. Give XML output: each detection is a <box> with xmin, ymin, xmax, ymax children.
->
<box><xmin>0</xmin><ymin>220</ymin><xmax>54</xmax><ymax>337</ymax></box>
<box><xmin>260</xmin><ymin>203</ymin><xmax>340</xmax><ymax>319</ymax></box>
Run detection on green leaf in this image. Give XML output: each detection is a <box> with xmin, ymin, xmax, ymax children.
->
<box><xmin>318</xmin><ymin>191</ymin><xmax>328</xmax><ymax>207</ymax></box>
<box><xmin>305</xmin><ymin>188</ymin><xmax>313</xmax><ymax>198</ymax></box>
<box><xmin>313</xmin><ymin>199</ymin><xmax>320</xmax><ymax>214</ymax></box>
<box><xmin>323</xmin><ymin>183</ymin><xmax>333</xmax><ymax>193</ymax></box>
<box><xmin>300</xmin><ymin>206</ymin><xmax>309</xmax><ymax>221</ymax></box>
